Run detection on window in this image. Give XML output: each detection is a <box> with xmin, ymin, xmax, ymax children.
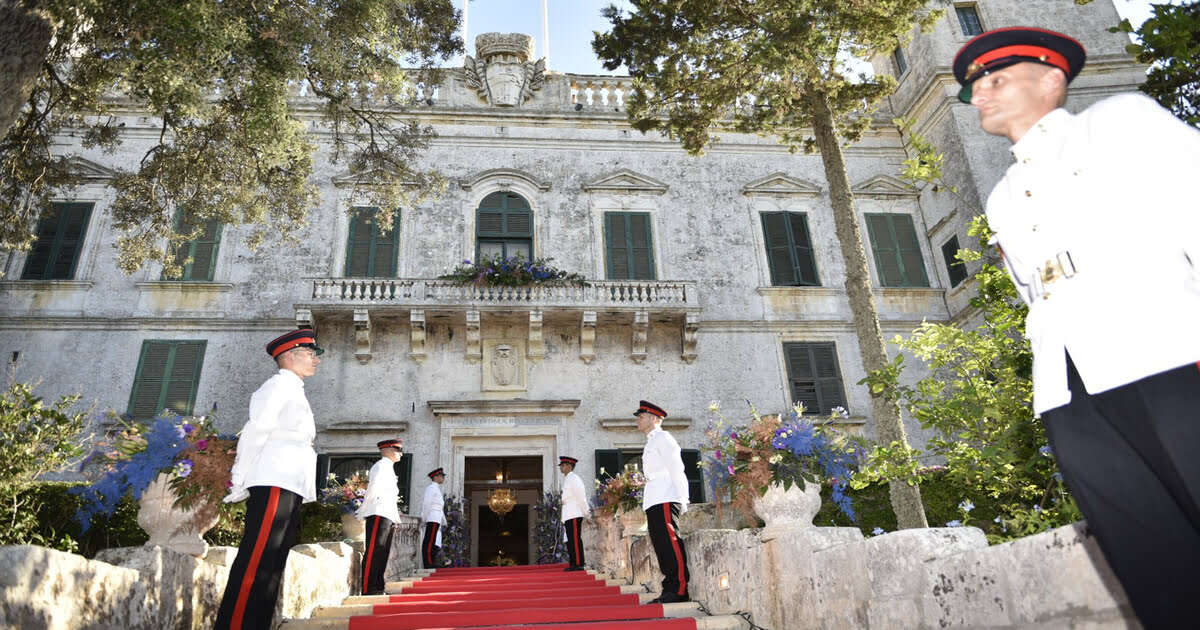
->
<box><xmin>595</xmin><ymin>448</ymin><xmax>705</xmax><ymax>504</ymax></box>
<box><xmin>941</xmin><ymin>235</ymin><xmax>968</xmax><ymax>288</ymax></box>
<box><xmin>128</xmin><ymin>340</ymin><xmax>206</xmax><ymax>420</ymax></box>
<box><xmin>955</xmin><ymin>5</ymin><xmax>984</xmax><ymax>36</ymax></box>
<box><xmin>865</xmin><ymin>213</ymin><xmax>929</xmax><ymax>287</ymax></box>
<box><xmin>783</xmin><ymin>342</ymin><xmax>847</xmax><ymax>416</ymax></box>
<box><xmin>21</xmin><ymin>202</ymin><xmax>93</xmax><ymax>280</ymax></box>
<box><xmin>761</xmin><ymin>212</ymin><xmax>820</xmax><ymax>286</ymax></box>
<box><xmin>345</xmin><ymin>206</ymin><xmax>400</xmax><ymax>277</ymax></box>
<box><xmin>316</xmin><ymin>452</ymin><xmax>414</xmax><ymax>513</ymax></box>
<box><xmin>167</xmin><ymin>218</ymin><xmax>222</xmax><ymax>281</ymax></box>
<box><xmin>604</xmin><ymin>212</ymin><xmax>655</xmax><ymax>280</ymax></box>
<box><xmin>476</xmin><ymin>192</ymin><xmax>532</xmax><ymax>261</ymax></box>
<box><xmin>892</xmin><ymin>47</ymin><xmax>908</xmax><ymax>76</ymax></box>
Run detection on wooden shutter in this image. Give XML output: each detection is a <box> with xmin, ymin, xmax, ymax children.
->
<box><xmin>761</xmin><ymin>212</ymin><xmax>796</xmax><ymax>285</ymax></box>
<box><xmin>681</xmin><ymin>449</ymin><xmax>705</xmax><ymax>504</ymax></box>
<box><xmin>867</xmin><ymin>214</ymin><xmax>928</xmax><ymax>287</ymax></box>
<box><xmin>128</xmin><ymin>340</ymin><xmax>206</xmax><ymax>419</ymax></box>
<box><xmin>942</xmin><ymin>235</ymin><xmax>967</xmax><ymax>287</ymax></box>
<box><xmin>476</xmin><ymin>192</ymin><xmax>532</xmax><ymax>260</ymax></box>
<box><xmin>129</xmin><ymin>342</ymin><xmax>172</xmax><ymax>419</ymax></box>
<box><xmin>605</xmin><ymin>213</ymin><xmax>630</xmax><ymax>279</ymax></box>
<box><xmin>172</xmin><ymin>218</ymin><xmax>223</xmax><ymax>281</ymax></box>
<box><xmin>605</xmin><ymin>212</ymin><xmax>655</xmax><ymax>280</ymax></box>
<box><xmin>810</xmin><ymin>343</ymin><xmax>847</xmax><ymax>413</ymax></box>
<box><xmin>866</xmin><ymin>214</ymin><xmax>902</xmax><ymax>287</ymax></box>
<box><xmin>22</xmin><ymin>202</ymin><xmax>92</xmax><ymax>280</ymax></box>
<box><xmin>785</xmin><ymin>343</ymin><xmax>820</xmax><ymax>414</ymax></box>
<box><xmin>787</xmin><ymin>213</ymin><xmax>818</xmax><ymax>285</ymax></box>
<box><xmin>893</xmin><ymin>215</ymin><xmax>929</xmax><ymax>287</ymax></box>
<box><xmin>785</xmin><ymin>342</ymin><xmax>846</xmax><ymax>415</ymax></box>
<box><xmin>629</xmin><ymin>213</ymin><xmax>654</xmax><ymax>280</ymax></box>
<box><xmin>395</xmin><ymin>453</ymin><xmax>413</xmax><ymax>514</ymax></box>
<box><xmin>594</xmin><ymin>449</ymin><xmax>620</xmax><ymax>483</ymax></box>
<box><xmin>345</xmin><ymin>208</ymin><xmax>373</xmax><ymax>276</ymax></box>
<box><xmin>315</xmin><ymin>454</ymin><xmax>331</xmax><ymax>490</ymax></box>
<box><xmin>372</xmin><ymin>211</ymin><xmax>398</xmax><ymax>277</ymax></box>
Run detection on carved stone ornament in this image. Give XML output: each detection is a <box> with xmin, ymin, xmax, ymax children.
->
<box><xmin>463</xmin><ymin>33</ymin><xmax>545</xmax><ymax>107</ymax></box>
<box><xmin>482</xmin><ymin>339</ymin><xmax>527</xmax><ymax>392</ymax></box>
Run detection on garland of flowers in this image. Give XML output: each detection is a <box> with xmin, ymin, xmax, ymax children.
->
<box><xmin>441</xmin><ymin>494</ymin><xmax>472</xmax><ymax>567</ymax></box>
<box><xmin>532</xmin><ymin>491</ymin><xmax>568</xmax><ymax>565</ymax></box>
<box><xmin>438</xmin><ymin>254</ymin><xmax>587</xmax><ymax>287</ymax></box>
<box><xmin>593</xmin><ymin>469</ymin><xmax>645</xmax><ymax>517</ymax></box>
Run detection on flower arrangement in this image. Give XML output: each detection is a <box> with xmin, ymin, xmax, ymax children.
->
<box><xmin>439</xmin><ymin>253</ymin><xmax>588</xmax><ymax>287</ymax></box>
<box><xmin>701</xmin><ymin>401</ymin><xmax>864</xmax><ymax>523</ymax></box>
<box><xmin>72</xmin><ymin>414</ymin><xmax>237</xmax><ymax>532</ymax></box>
<box><xmin>441</xmin><ymin>494</ymin><xmax>472</xmax><ymax>567</ymax></box>
<box><xmin>319</xmin><ymin>471</ymin><xmax>369</xmax><ymax>514</ymax></box>
<box><xmin>593</xmin><ymin>468</ymin><xmax>646</xmax><ymax>517</ymax></box>
<box><xmin>533</xmin><ymin>491</ymin><xmax>569</xmax><ymax>565</ymax></box>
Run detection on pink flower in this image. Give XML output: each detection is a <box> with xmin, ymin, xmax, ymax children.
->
<box><xmin>225</xmin><ymin>481</ymin><xmax>234</xmax><ymax>488</ymax></box>
<box><xmin>195</xmin><ymin>439</ymin><xmax>208</xmax><ymax>450</ymax></box>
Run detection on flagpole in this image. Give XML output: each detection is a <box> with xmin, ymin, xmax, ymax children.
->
<box><xmin>462</xmin><ymin>0</ymin><xmax>470</xmax><ymax>57</ymax></box>
<box><xmin>541</xmin><ymin>0</ymin><xmax>549</xmax><ymax>68</ymax></box>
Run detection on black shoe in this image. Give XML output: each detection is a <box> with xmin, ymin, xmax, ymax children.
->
<box><xmin>653</xmin><ymin>592</ymin><xmax>689</xmax><ymax>604</ymax></box>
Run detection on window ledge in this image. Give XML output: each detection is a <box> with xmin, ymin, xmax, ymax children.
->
<box><xmin>599</xmin><ymin>417</ymin><xmax>692</xmax><ymax>431</ymax></box>
<box><xmin>322</xmin><ymin>421</ymin><xmax>410</xmax><ymax>433</ymax></box>
<box><xmin>878</xmin><ymin>287</ymin><xmax>943</xmax><ymax>296</ymax></box>
<box><xmin>0</xmin><ymin>280</ymin><xmax>93</xmax><ymax>290</ymax></box>
<box><xmin>756</xmin><ymin>286</ymin><xmax>836</xmax><ymax>296</ymax></box>
<box><xmin>136</xmin><ymin>281</ymin><xmax>234</xmax><ymax>294</ymax></box>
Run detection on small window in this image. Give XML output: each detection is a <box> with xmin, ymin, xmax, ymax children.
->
<box><xmin>345</xmin><ymin>206</ymin><xmax>400</xmax><ymax>277</ymax></box>
<box><xmin>783</xmin><ymin>342</ymin><xmax>847</xmax><ymax>416</ymax></box>
<box><xmin>127</xmin><ymin>340</ymin><xmax>206</xmax><ymax>420</ymax></box>
<box><xmin>893</xmin><ymin>47</ymin><xmax>908</xmax><ymax>76</ymax></box>
<box><xmin>21</xmin><ymin>202</ymin><xmax>93</xmax><ymax>280</ymax></box>
<box><xmin>761</xmin><ymin>212</ymin><xmax>820</xmax><ymax>286</ymax></box>
<box><xmin>476</xmin><ymin>192</ymin><xmax>533</xmax><ymax>261</ymax></box>
<box><xmin>955</xmin><ymin>5</ymin><xmax>984</xmax><ymax>37</ymax></box>
<box><xmin>317</xmin><ymin>452</ymin><xmax>414</xmax><ymax>513</ymax></box>
<box><xmin>604</xmin><ymin>212</ymin><xmax>655</xmax><ymax>280</ymax></box>
<box><xmin>941</xmin><ymin>235</ymin><xmax>968</xmax><ymax>288</ymax></box>
<box><xmin>596</xmin><ymin>448</ymin><xmax>705</xmax><ymax>504</ymax></box>
<box><xmin>166</xmin><ymin>218</ymin><xmax>222</xmax><ymax>281</ymax></box>
<box><xmin>865</xmin><ymin>213</ymin><xmax>930</xmax><ymax>287</ymax></box>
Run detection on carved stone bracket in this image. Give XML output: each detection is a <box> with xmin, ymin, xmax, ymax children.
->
<box><xmin>528</xmin><ymin>310</ymin><xmax>546</xmax><ymax>362</ymax></box>
<box><xmin>353</xmin><ymin>308</ymin><xmax>371</xmax><ymax>364</ymax></box>
<box><xmin>681</xmin><ymin>312</ymin><xmax>698</xmax><ymax>364</ymax></box>
<box><xmin>295</xmin><ymin>308</ymin><xmax>313</xmax><ymax>331</ymax></box>
<box><xmin>465</xmin><ymin>310</ymin><xmax>482</xmax><ymax>364</ymax></box>
<box><xmin>580</xmin><ymin>311</ymin><xmax>597</xmax><ymax>364</ymax></box>
<box><xmin>408</xmin><ymin>310</ymin><xmax>426</xmax><ymax>364</ymax></box>
<box><xmin>631</xmin><ymin>311</ymin><xmax>649</xmax><ymax>364</ymax></box>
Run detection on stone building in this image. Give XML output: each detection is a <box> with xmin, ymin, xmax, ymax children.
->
<box><xmin>0</xmin><ymin>1</ymin><xmax>1142</xmax><ymax>565</ymax></box>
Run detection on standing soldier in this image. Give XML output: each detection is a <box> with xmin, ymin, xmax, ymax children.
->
<box><xmin>954</xmin><ymin>27</ymin><xmax>1200</xmax><ymax>628</ymax></box>
<box><xmin>215</xmin><ymin>329</ymin><xmax>323</xmax><ymax>630</ymax></box>
<box><xmin>558</xmin><ymin>455</ymin><xmax>589</xmax><ymax>571</ymax></box>
<box><xmin>420</xmin><ymin>467</ymin><xmax>446</xmax><ymax>569</ymax></box>
<box><xmin>634</xmin><ymin>400</ymin><xmax>691</xmax><ymax>604</ymax></box>
<box><xmin>357</xmin><ymin>438</ymin><xmax>404</xmax><ymax>596</ymax></box>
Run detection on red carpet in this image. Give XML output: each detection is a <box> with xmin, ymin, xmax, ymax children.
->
<box><xmin>348</xmin><ymin>564</ymin><xmax>698</xmax><ymax>630</ymax></box>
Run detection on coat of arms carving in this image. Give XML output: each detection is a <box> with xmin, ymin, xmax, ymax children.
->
<box><xmin>463</xmin><ymin>33</ymin><xmax>546</xmax><ymax>108</ymax></box>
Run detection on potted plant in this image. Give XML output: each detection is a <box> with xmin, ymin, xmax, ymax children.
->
<box><xmin>73</xmin><ymin>414</ymin><xmax>237</xmax><ymax>556</ymax></box>
<box><xmin>594</xmin><ymin>468</ymin><xmax>647</xmax><ymax>535</ymax></box>
<box><xmin>439</xmin><ymin>253</ymin><xmax>588</xmax><ymax>287</ymax></box>
<box><xmin>701</xmin><ymin>402</ymin><xmax>863</xmax><ymax>540</ymax></box>
<box><xmin>319</xmin><ymin>471</ymin><xmax>370</xmax><ymax>541</ymax></box>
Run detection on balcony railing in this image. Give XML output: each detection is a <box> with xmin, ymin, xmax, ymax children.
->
<box><xmin>305</xmin><ymin>278</ymin><xmax>699</xmax><ymax>311</ymax></box>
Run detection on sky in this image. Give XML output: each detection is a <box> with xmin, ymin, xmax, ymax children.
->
<box><xmin>453</xmin><ymin>0</ymin><xmax>1162</xmax><ymax>75</ymax></box>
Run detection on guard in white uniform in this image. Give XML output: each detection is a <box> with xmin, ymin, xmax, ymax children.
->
<box><xmin>558</xmin><ymin>455</ymin><xmax>590</xmax><ymax>571</ymax></box>
<box><xmin>635</xmin><ymin>400</ymin><xmax>690</xmax><ymax>604</ymax></box>
<box><xmin>420</xmin><ymin>467</ymin><xmax>446</xmax><ymax>569</ymax></box>
<box><xmin>216</xmin><ymin>329</ymin><xmax>323</xmax><ymax>630</ymax></box>
<box><xmin>357</xmin><ymin>438</ymin><xmax>403</xmax><ymax>595</ymax></box>
<box><xmin>956</xmin><ymin>27</ymin><xmax>1200</xmax><ymax>629</ymax></box>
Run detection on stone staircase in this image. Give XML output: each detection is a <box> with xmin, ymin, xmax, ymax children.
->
<box><xmin>279</xmin><ymin>566</ymin><xmax>750</xmax><ymax>629</ymax></box>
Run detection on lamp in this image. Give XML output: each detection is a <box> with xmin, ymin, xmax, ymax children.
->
<box><xmin>488</xmin><ymin>488</ymin><xmax>517</xmax><ymax>516</ymax></box>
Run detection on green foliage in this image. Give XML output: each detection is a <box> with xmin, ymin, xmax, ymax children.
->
<box><xmin>14</xmin><ymin>482</ymin><xmax>147</xmax><ymax>556</ymax></box>
<box><xmin>297</xmin><ymin>501</ymin><xmax>345</xmax><ymax>545</ymax></box>
<box><xmin>894</xmin><ymin>116</ymin><xmax>956</xmax><ymax>194</ymax></box>
<box><xmin>1110</xmin><ymin>1</ymin><xmax>1200</xmax><ymax>127</ymax></box>
<box><xmin>854</xmin><ymin>216</ymin><xmax>1081</xmax><ymax>539</ymax></box>
<box><xmin>0</xmin><ymin>382</ymin><xmax>87</xmax><ymax>548</ymax></box>
<box><xmin>1</xmin><ymin>0</ymin><xmax>463</xmax><ymax>272</ymax></box>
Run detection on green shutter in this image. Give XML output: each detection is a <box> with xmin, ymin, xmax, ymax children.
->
<box><xmin>810</xmin><ymin>343</ymin><xmax>847</xmax><ymax>413</ymax></box>
<box><xmin>892</xmin><ymin>214</ymin><xmax>929</xmax><ymax>287</ymax></box>
<box><xmin>169</xmin><ymin>218</ymin><xmax>223</xmax><ymax>281</ymax></box>
<box><xmin>784</xmin><ymin>342</ymin><xmax>846</xmax><ymax>415</ymax></box>
<box><xmin>942</xmin><ymin>236</ymin><xmax>967</xmax><ymax>287</ymax></box>
<box><xmin>316</xmin><ymin>454</ymin><xmax>331</xmax><ymax>490</ymax></box>
<box><xmin>345</xmin><ymin>207</ymin><xmax>399</xmax><ymax>277</ymax></box>
<box><xmin>395</xmin><ymin>453</ymin><xmax>413</xmax><ymax>514</ymax></box>
<box><xmin>595</xmin><ymin>449</ymin><xmax>620</xmax><ymax>483</ymax></box>
<box><xmin>476</xmin><ymin>192</ymin><xmax>532</xmax><ymax>260</ymax></box>
<box><xmin>605</xmin><ymin>212</ymin><xmax>655</xmax><ymax>280</ymax></box>
<box><xmin>762</xmin><ymin>212</ymin><xmax>819</xmax><ymax>286</ymax></box>
<box><xmin>866</xmin><ymin>213</ymin><xmax>928</xmax><ymax>287</ymax></box>
<box><xmin>22</xmin><ymin>202</ymin><xmax>93</xmax><ymax>280</ymax></box>
<box><xmin>787</xmin><ymin>213</ymin><xmax>818</xmax><ymax>285</ymax></box>
<box><xmin>681</xmin><ymin>449</ymin><xmax>705</xmax><ymax>503</ymax></box>
<box><xmin>128</xmin><ymin>341</ymin><xmax>206</xmax><ymax>420</ymax></box>
<box><xmin>628</xmin><ymin>213</ymin><xmax>655</xmax><ymax>280</ymax></box>
<box><xmin>605</xmin><ymin>213</ymin><xmax>629</xmax><ymax>279</ymax></box>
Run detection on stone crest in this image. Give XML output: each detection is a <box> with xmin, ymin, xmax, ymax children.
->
<box><xmin>482</xmin><ymin>339</ymin><xmax>527</xmax><ymax>392</ymax></box>
<box><xmin>463</xmin><ymin>33</ymin><xmax>545</xmax><ymax>107</ymax></box>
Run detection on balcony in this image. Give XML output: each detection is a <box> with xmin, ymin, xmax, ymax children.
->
<box><xmin>295</xmin><ymin>278</ymin><xmax>700</xmax><ymax>365</ymax></box>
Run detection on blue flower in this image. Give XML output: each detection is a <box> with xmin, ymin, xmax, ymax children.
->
<box><xmin>1039</xmin><ymin>445</ymin><xmax>1053</xmax><ymax>457</ymax></box>
<box><xmin>174</xmin><ymin>459</ymin><xmax>193</xmax><ymax>478</ymax></box>
<box><xmin>958</xmin><ymin>499</ymin><xmax>975</xmax><ymax>513</ymax></box>
<box><xmin>945</xmin><ymin>520</ymin><xmax>962</xmax><ymax>527</ymax></box>
<box><xmin>1052</xmin><ymin>472</ymin><xmax>1063</xmax><ymax>482</ymax></box>
<box><xmin>871</xmin><ymin>527</ymin><xmax>885</xmax><ymax>536</ymax></box>
<box><xmin>1033</xmin><ymin>504</ymin><xmax>1042</xmax><ymax>513</ymax></box>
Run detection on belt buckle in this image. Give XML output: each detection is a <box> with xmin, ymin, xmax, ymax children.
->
<box><xmin>1037</xmin><ymin>251</ymin><xmax>1076</xmax><ymax>300</ymax></box>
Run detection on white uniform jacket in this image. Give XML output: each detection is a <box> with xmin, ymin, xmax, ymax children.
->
<box><xmin>641</xmin><ymin>426</ymin><xmax>690</xmax><ymax>513</ymax></box>
<box><xmin>421</xmin><ymin>482</ymin><xmax>446</xmax><ymax>526</ymax></box>
<box><xmin>560</xmin><ymin>470</ymin><xmax>589</xmax><ymax>522</ymax></box>
<box><xmin>226</xmin><ymin>369</ymin><xmax>317</xmax><ymax>502</ymax></box>
<box><xmin>356</xmin><ymin>457</ymin><xmax>401</xmax><ymax>523</ymax></box>
<box><xmin>986</xmin><ymin>94</ymin><xmax>1200</xmax><ymax>415</ymax></box>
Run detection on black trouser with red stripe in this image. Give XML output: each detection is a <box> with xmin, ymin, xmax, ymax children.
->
<box><xmin>421</xmin><ymin>521</ymin><xmax>440</xmax><ymax>569</ymax></box>
<box><xmin>361</xmin><ymin>515</ymin><xmax>395</xmax><ymax>595</ymax></box>
<box><xmin>1041</xmin><ymin>356</ymin><xmax>1200</xmax><ymax>630</ymax></box>
<box><xmin>215</xmin><ymin>486</ymin><xmax>302</xmax><ymax>630</ymax></box>
<box><xmin>646</xmin><ymin>502</ymin><xmax>689</xmax><ymax>597</ymax></box>
<box><xmin>564</xmin><ymin>517</ymin><xmax>585</xmax><ymax>567</ymax></box>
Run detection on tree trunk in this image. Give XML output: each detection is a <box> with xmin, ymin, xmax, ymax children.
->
<box><xmin>0</xmin><ymin>0</ymin><xmax>52</xmax><ymax>139</ymax></box>
<box><xmin>807</xmin><ymin>86</ymin><xmax>928</xmax><ymax>529</ymax></box>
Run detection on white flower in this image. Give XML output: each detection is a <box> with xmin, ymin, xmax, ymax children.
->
<box><xmin>831</xmin><ymin>406</ymin><xmax>849</xmax><ymax>418</ymax></box>
<box><xmin>708</xmin><ymin>400</ymin><xmax>721</xmax><ymax>412</ymax></box>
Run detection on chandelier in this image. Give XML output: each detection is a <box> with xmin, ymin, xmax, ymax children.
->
<box><xmin>488</xmin><ymin>488</ymin><xmax>517</xmax><ymax>516</ymax></box>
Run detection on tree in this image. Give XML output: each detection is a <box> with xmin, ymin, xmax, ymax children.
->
<box><xmin>0</xmin><ymin>0</ymin><xmax>462</xmax><ymax>274</ymax></box>
<box><xmin>1107</xmin><ymin>0</ymin><xmax>1200</xmax><ymax>127</ymax></box>
<box><xmin>594</xmin><ymin>0</ymin><xmax>939</xmax><ymax>529</ymax></box>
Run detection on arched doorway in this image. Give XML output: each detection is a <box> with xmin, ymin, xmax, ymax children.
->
<box><xmin>464</xmin><ymin>455</ymin><xmax>542</xmax><ymax>566</ymax></box>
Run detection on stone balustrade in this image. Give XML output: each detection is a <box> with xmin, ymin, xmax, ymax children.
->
<box><xmin>567</xmin><ymin>75</ymin><xmax>636</xmax><ymax>112</ymax></box>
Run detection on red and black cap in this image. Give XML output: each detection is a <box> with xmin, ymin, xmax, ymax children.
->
<box><xmin>634</xmin><ymin>400</ymin><xmax>667</xmax><ymax>418</ymax></box>
<box><xmin>559</xmin><ymin>456</ymin><xmax>578</xmax><ymax>466</ymax></box>
<box><xmin>428</xmin><ymin>467</ymin><xmax>445</xmax><ymax>479</ymax></box>
<box><xmin>376</xmin><ymin>438</ymin><xmax>403</xmax><ymax>450</ymax></box>
<box><xmin>953</xmin><ymin>27</ymin><xmax>1086</xmax><ymax>103</ymax></box>
<box><xmin>266</xmin><ymin>329</ymin><xmax>324</xmax><ymax>359</ymax></box>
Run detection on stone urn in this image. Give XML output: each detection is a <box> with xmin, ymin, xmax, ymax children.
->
<box><xmin>753</xmin><ymin>479</ymin><xmax>822</xmax><ymax>542</ymax></box>
<box><xmin>618</xmin><ymin>509</ymin><xmax>647</xmax><ymax>537</ymax></box>
<box><xmin>137</xmin><ymin>472</ymin><xmax>220</xmax><ymax>557</ymax></box>
<box><xmin>341</xmin><ymin>513</ymin><xmax>365</xmax><ymax>541</ymax></box>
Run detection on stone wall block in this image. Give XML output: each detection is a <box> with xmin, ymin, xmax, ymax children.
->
<box><xmin>1</xmin><ymin>545</ymin><xmax>149</xmax><ymax>630</ymax></box>
<box><xmin>683</xmin><ymin>529</ymin><xmax>761</xmax><ymax>617</ymax></box>
<box><xmin>277</xmin><ymin>543</ymin><xmax>358</xmax><ymax>624</ymax></box>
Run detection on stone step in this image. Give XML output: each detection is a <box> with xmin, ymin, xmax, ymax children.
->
<box><xmin>280</xmin><ymin>611</ymin><xmax>750</xmax><ymax>630</ymax></box>
<box><xmin>311</xmin><ymin>597</ymin><xmax>699</xmax><ymax>619</ymax></box>
<box><xmin>343</xmin><ymin>582</ymin><xmax>646</xmax><ymax>606</ymax></box>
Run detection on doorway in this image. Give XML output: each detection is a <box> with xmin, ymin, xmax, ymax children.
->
<box><xmin>464</xmin><ymin>455</ymin><xmax>543</xmax><ymax>566</ymax></box>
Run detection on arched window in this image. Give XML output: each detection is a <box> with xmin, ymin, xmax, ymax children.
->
<box><xmin>476</xmin><ymin>191</ymin><xmax>532</xmax><ymax>261</ymax></box>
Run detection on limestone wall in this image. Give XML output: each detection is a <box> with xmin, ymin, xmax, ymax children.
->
<box><xmin>586</xmin><ymin>515</ymin><xmax>1139</xmax><ymax>629</ymax></box>
<box><xmin>0</xmin><ymin>542</ymin><xmax>358</xmax><ymax>630</ymax></box>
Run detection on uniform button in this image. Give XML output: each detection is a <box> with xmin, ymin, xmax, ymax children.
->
<box><xmin>1032</xmin><ymin>225</ymin><xmax>1038</xmax><ymax>232</ymax></box>
<box><xmin>1025</xmin><ymin>190</ymin><xmax>1032</xmax><ymax>197</ymax></box>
